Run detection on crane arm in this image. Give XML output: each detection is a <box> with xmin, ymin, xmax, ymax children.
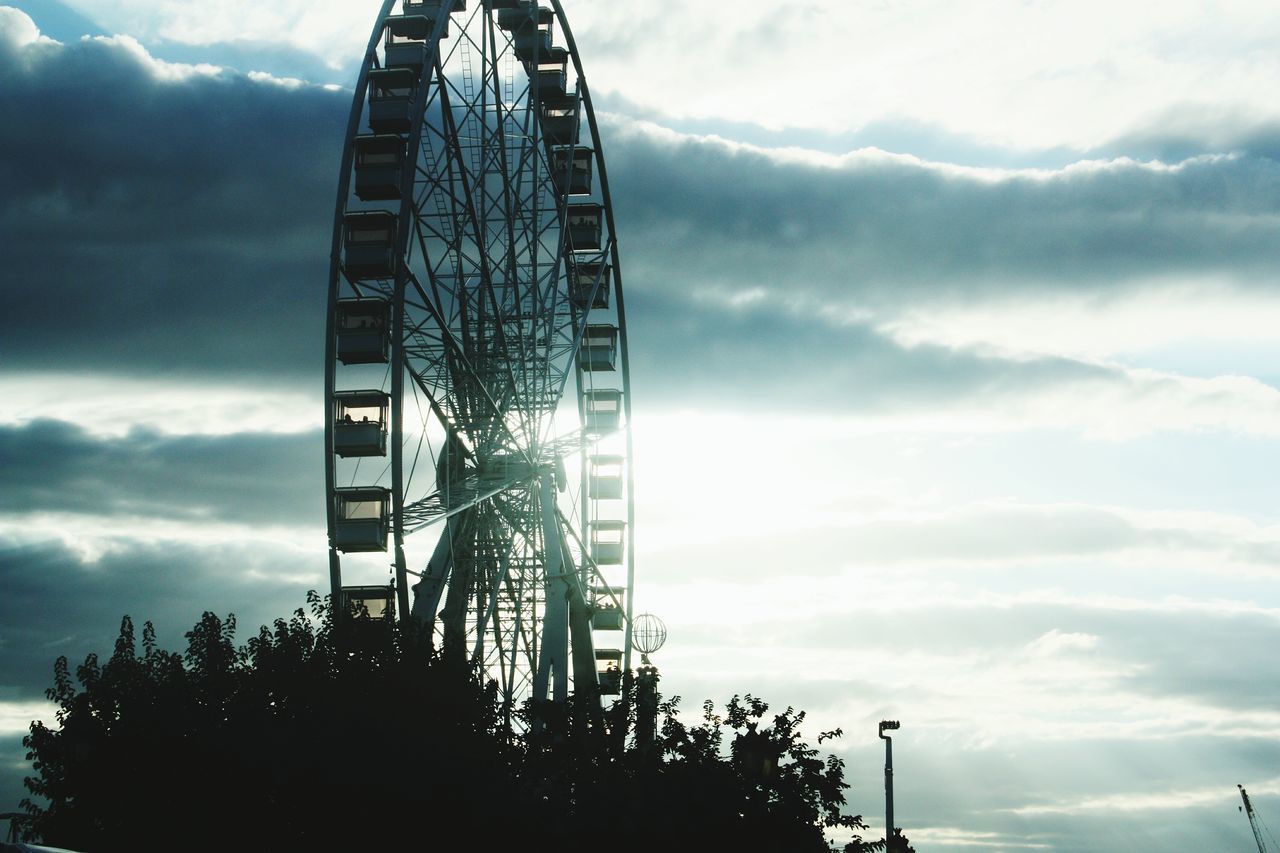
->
<box><xmin>1240</xmin><ymin>785</ymin><xmax>1269</xmax><ymax>853</ymax></box>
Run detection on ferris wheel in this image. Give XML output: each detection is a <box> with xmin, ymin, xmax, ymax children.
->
<box><xmin>322</xmin><ymin>0</ymin><xmax>634</xmax><ymax>718</ymax></box>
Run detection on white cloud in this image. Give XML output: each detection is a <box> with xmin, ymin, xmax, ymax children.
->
<box><xmin>609</xmin><ymin>114</ymin><xmax>1232</xmax><ymax>181</ymax></box>
<box><xmin>0</xmin><ymin>5</ymin><xmax>52</xmax><ymax>49</ymax></box>
<box><xmin>246</xmin><ymin>69</ymin><xmax>305</xmax><ymax>89</ymax></box>
<box><xmin>1025</xmin><ymin>629</ymin><xmax>1100</xmax><ymax>657</ymax></box>
<box><xmin>1007</xmin><ymin>777</ymin><xmax>1280</xmax><ymax>816</ymax></box>
<box><xmin>1012</xmin><ymin>367</ymin><xmax>1280</xmax><ymax>441</ymax></box>
<box><xmin>907</xmin><ymin>827</ymin><xmax>1053</xmax><ymax>849</ymax></box>
<box><xmin>0</xmin><ymin>699</ymin><xmax>57</xmax><ymax>737</ymax></box>
<box><xmin>53</xmin><ymin>0</ymin><xmax>372</xmax><ymax>65</ymax></box>
<box><xmin>663</xmin><ymin>627</ymin><xmax>1280</xmax><ymax>745</ymax></box>
<box><xmin>881</xmin><ymin>282</ymin><xmax>1280</xmax><ymax>369</ymax></box>
<box><xmin>41</xmin><ymin>1</ymin><xmax>1280</xmax><ymax>150</ymax></box>
<box><xmin>635</xmin><ymin>409</ymin><xmax>1280</xmax><ymax>574</ymax></box>
<box><xmin>85</xmin><ymin>32</ymin><xmax>220</xmax><ymax>80</ymax></box>
<box><xmin>573</xmin><ymin>0</ymin><xmax>1280</xmax><ymax>150</ymax></box>
<box><xmin>0</xmin><ymin>373</ymin><xmax>319</xmax><ymax>437</ymax></box>
<box><xmin>0</xmin><ymin>511</ymin><xmax>322</xmax><ymax>565</ymax></box>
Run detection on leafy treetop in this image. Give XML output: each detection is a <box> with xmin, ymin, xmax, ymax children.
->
<box><xmin>19</xmin><ymin>593</ymin><xmax>909</xmax><ymax>853</ymax></box>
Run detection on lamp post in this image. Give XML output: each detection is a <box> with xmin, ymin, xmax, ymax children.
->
<box><xmin>879</xmin><ymin>720</ymin><xmax>901</xmax><ymax>851</ymax></box>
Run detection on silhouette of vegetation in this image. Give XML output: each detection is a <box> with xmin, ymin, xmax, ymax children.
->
<box><xmin>19</xmin><ymin>594</ymin><xmax>900</xmax><ymax>852</ymax></box>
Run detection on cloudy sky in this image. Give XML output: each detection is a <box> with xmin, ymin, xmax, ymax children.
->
<box><xmin>4</xmin><ymin>0</ymin><xmax>1280</xmax><ymax>849</ymax></box>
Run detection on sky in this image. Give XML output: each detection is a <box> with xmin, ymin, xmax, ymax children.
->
<box><xmin>2</xmin><ymin>0</ymin><xmax>1280</xmax><ymax>849</ymax></box>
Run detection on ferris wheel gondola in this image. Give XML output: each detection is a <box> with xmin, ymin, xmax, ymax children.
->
<box><xmin>323</xmin><ymin>0</ymin><xmax>635</xmax><ymax>721</ymax></box>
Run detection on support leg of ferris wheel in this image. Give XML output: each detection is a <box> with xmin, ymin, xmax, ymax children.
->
<box><xmin>535</xmin><ymin>472</ymin><xmax>571</xmax><ymax>705</ymax></box>
<box><xmin>409</xmin><ymin>516</ymin><xmax>459</xmax><ymax>629</ymax></box>
<box><xmin>532</xmin><ymin>472</ymin><xmax>602</xmax><ymax>722</ymax></box>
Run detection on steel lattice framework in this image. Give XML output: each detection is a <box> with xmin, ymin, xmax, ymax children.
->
<box><xmin>323</xmin><ymin>0</ymin><xmax>634</xmax><ymax>722</ymax></box>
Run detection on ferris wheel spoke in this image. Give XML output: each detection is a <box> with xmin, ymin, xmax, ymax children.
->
<box><xmin>401</xmin><ymin>271</ymin><xmax>532</xmax><ymax>456</ymax></box>
<box><xmin>488</xmin><ymin>485</ymin><xmax>587</xmax><ymax>602</ymax></box>
<box><xmin>491</xmin><ymin>551</ymin><xmax>540</xmax><ymax>696</ymax></box>
<box><xmin>469</xmin><ymin>512</ymin><xmax>517</xmax><ymax>664</ymax></box>
<box><xmin>403</xmin><ymin>358</ymin><xmax>472</xmax><ymax>460</ymax></box>
<box><xmin>399</xmin><ymin>465</ymin><xmax>535</xmax><ymax>535</ymax></box>
<box><xmin>486</xmin><ymin>17</ymin><xmax>567</xmax><ymax>441</ymax></box>
<box><xmin>430</xmin><ymin>61</ymin><xmax>541</xmax><ymax>449</ymax></box>
<box><xmin>455</xmin><ymin>497</ymin><xmax>534</xmax><ymax>674</ymax></box>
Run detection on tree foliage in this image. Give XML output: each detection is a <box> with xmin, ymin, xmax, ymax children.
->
<box><xmin>19</xmin><ymin>595</ymin><xmax>902</xmax><ymax>852</ymax></box>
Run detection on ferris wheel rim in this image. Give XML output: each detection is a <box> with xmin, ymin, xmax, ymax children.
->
<box><xmin>323</xmin><ymin>0</ymin><xmax>638</xmax><ymax>711</ymax></box>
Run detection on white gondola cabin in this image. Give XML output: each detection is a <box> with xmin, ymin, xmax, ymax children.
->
<box><xmin>512</xmin><ymin>28</ymin><xmax>551</xmax><ymax>62</ymax></box>
<box><xmin>335</xmin><ymin>297</ymin><xmax>390</xmax><ymax>364</ymax></box>
<box><xmin>353</xmin><ymin>135</ymin><xmax>407</xmax><ymax>201</ymax></box>
<box><xmin>596</xmin><ymin>648</ymin><xmax>623</xmax><ymax>695</ymax></box>
<box><xmin>383</xmin><ymin>15</ymin><xmax>435</xmax><ymax>73</ymax></box>
<box><xmin>404</xmin><ymin>0</ymin><xmax>466</xmax><ymax>16</ymax></box>
<box><xmin>540</xmin><ymin>94</ymin><xmax>579</xmax><ymax>145</ymax></box>
<box><xmin>578</xmin><ymin>324</ymin><xmax>617</xmax><ymax>371</ymax></box>
<box><xmin>343</xmin><ymin>211</ymin><xmax>398</xmax><ymax>279</ymax></box>
<box><xmin>593</xmin><ymin>604</ymin><xmax>623</xmax><ymax>631</ymax></box>
<box><xmin>498</xmin><ymin>2</ymin><xmax>551</xmax><ymax>32</ymax></box>
<box><xmin>535</xmin><ymin>63</ymin><xmax>567</xmax><ymax>99</ymax></box>
<box><xmin>333</xmin><ymin>391</ymin><xmax>389</xmax><ymax>457</ymax></box>
<box><xmin>367</xmin><ymin>68</ymin><xmax>417</xmax><ymax>134</ymax></box>
<box><xmin>583</xmin><ymin>388</ymin><xmax>622</xmax><ymax>433</ymax></box>
<box><xmin>589</xmin><ymin>520</ymin><xmax>626</xmax><ymax>565</ymax></box>
<box><xmin>333</xmin><ymin>487</ymin><xmax>392</xmax><ymax>552</ymax></box>
<box><xmin>588</xmin><ymin>454</ymin><xmax>624</xmax><ymax>499</ymax></box>
<box><xmin>567</xmin><ymin>203</ymin><xmax>602</xmax><ymax>250</ymax></box>
<box><xmin>340</xmin><ymin>584</ymin><xmax>395</xmax><ymax>621</ymax></box>
<box><xmin>551</xmin><ymin>146</ymin><xmax>593</xmax><ymax>195</ymax></box>
<box><xmin>569</xmin><ymin>260</ymin><xmax>610</xmax><ymax>310</ymax></box>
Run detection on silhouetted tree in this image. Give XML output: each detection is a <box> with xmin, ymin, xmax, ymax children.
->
<box><xmin>20</xmin><ymin>594</ymin><xmax>512</xmax><ymax>851</ymax></box>
<box><xmin>20</xmin><ymin>595</ymin><xmax>885</xmax><ymax>852</ymax></box>
<box><xmin>860</xmin><ymin>831</ymin><xmax>918</xmax><ymax>852</ymax></box>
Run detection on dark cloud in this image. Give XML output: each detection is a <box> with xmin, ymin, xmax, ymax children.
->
<box><xmin>4</xmin><ymin>8</ymin><xmax>1278</xmax><ymax>414</ymax></box>
<box><xmin>0</xmin><ymin>419</ymin><xmax>322</xmax><ymax>524</ymax></box>
<box><xmin>147</xmin><ymin>38</ymin><xmax>356</xmax><ymax>89</ymax></box>
<box><xmin>627</xmin><ymin>287</ymin><xmax>1115</xmax><ymax>410</ymax></box>
<box><xmin>0</xmin><ymin>735</ymin><xmax>32</xmax><ymax>831</ymax></box>
<box><xmin>591</xmin><ymin>88</ymin><xmax>1089</xmax><ymax>170</ymax></box>
<box><xmin>0</xmin><ymin>12</ymin><xmax>344</xmax><ymax>380</ymax></box>
<box><xmin>0</xmin><ymin>537</ymin><xmax>322</xmax><ymax>703</ymax></box>
<box><xmin>1112</xmin><ymin>609</ymin><xmax>1280</xmax><ymax>711</ymax></box>
<box><xmin>607</xmin><ymin>121</ymin><xmax>1280</xmax><ymax>308</ymax></box>
<box><xmin>12</xmin><ymin>0</ymin><xmax>359</xmax><ymax>84</ymax></box>
<box><xmin>1107</xmin><ymin>106</ymin><xmax>1280</xmax><ymax>166</ymax></box>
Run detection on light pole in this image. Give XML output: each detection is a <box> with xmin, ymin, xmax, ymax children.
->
<box><xmin>879</xmin><ymin>720</ymin><xmax>901</xmax><ymax>851</ymax></box>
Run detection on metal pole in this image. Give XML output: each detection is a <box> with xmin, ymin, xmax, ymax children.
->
<box><xmin>885</xmin><ymin>736</ymin><xmax>894</xmax><ymax>848</ymax></box>
<box><xmin>879</xmin><ymin>720</ymin><xmax>901</xmax><ymax>850</ymax></box>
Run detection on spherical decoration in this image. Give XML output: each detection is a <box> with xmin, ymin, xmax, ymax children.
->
<box><xmin>631</xmin><ymin>613</ymin><xmax>667</xmax><ymax>656</ymax></box>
